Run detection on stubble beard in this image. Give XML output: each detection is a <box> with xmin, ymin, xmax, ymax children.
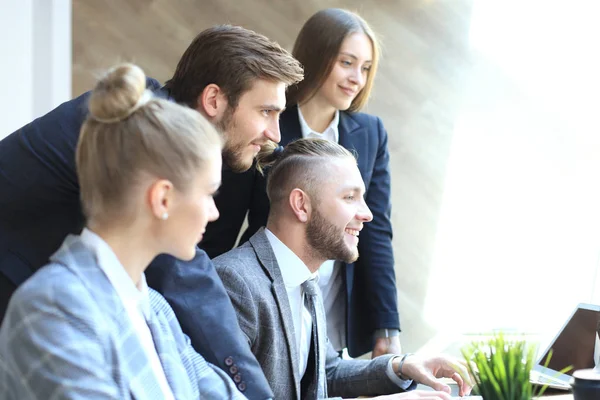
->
<box><xmin>217</xmin><ymin>107</ymin><xmax>253</xmax><ymax>173</ymax></box>
<box><xmin>305</xmin><ymin>207</ymin><xmax>358</xmax><ymax>264</ymax></box>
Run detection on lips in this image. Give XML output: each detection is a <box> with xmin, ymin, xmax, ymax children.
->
<box><xmin>339</xmin><ymin>86</ymin><xmax>357</xmax><ymax>97</ymax></box>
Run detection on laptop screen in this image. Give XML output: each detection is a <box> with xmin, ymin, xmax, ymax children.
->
<box><xmin>538</xmin><ymin>304</ymin><xmax>600</xmax><ymax>375</ymax></box>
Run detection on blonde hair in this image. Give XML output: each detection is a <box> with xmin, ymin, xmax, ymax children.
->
<box><xmin>76</xmin><ymin>63</ymin><xmax>222</xmax><ymax>224</ymax></box>
<box><xmin>262</xmin><ymin>138</ymin><xmax>356</xmax><ymax>211</ymax></box>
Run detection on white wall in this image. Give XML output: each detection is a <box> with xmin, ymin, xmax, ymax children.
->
<box><xmin>0</xmin><ymin>0</ymin><xmax>71</xmax><ymax>139</ymax></box>
<box><xmin>419</xmin><ymin>0</ymin><xmax>600</xmax><ymax>352</ymax></box>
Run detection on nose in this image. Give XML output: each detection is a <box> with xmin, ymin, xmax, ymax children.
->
<box><xmin>264</xmin><ymin>118</ymin><xmax>281</xmax><ymax>144</ymax></box>
<box><xmin>349</xmin><ymin>67</ymin><xmax>366</xmax><ymax>88</ymax></box>
<box><xmin>209</xmin><ymin>197</ymin><xmax>220</xmax><ymax>223</ymax></box>
<box><xmin>357</xmin><ymin>198</ymin><xmax>373</xmax><ymax>223</ymax></box>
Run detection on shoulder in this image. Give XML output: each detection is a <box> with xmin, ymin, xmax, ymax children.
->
<box><xmin>213</xmin><ymin>243</ymin><xmax>269</xmax><ymax>288</ymax></box>
<box><xmin>343</xmin><ymin>110</ymin><xmax>383</xmax><ymax>129</ymax></box>
<box><xmin>213</xmin><ymin>242</ymin><xmax>258</xmax><ymax>272</ymax></box>
<box><xmin>340</xmin><ymin>111</ymin><xmax>388</xmax><ymax>147</ymax></box>
<box><xmin>12</xmin><ymin>264</ymin><xmax>91</xmax><ymax>312</ymax></box>
<box><xmin>2</xmin><ymin>263</ymin><xmax>108</xmax><ymax>343</ymax></box>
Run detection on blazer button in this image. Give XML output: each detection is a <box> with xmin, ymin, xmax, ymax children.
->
<box><xmin>229</xmin><ymin>365</ymin><xmax>238</xmax><ymax>375</ymax></box>
<box><xmin>224</xmin><ymin>356</ymin><xmax>234</xmax><ymax>366</ymax></box>
<box><xmin>233</xmin><ymin>373</ymin><xmax>242</xmax><ymax>383</ymax></box>
<box><xmin>238</xmin><ymin>382</ymin><xmax>246</xmax><ymax>392</ymax></box>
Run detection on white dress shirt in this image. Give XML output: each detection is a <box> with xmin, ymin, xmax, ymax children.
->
<box><xmin>265</xmin><ymin>228</ymin><xmax>314</xmax><ymax>377</ymax></box>
<box><xmin>80</xmin><ymin>228</ymin><xmax>175</xmax><ymax>400</ymax></box>
<box><xmin>298</xmin><ymin>106</ymin><xmax>347</xmax><ymax>351</ymax></box>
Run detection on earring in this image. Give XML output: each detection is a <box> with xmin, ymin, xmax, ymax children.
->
<box><xmin>161</xmin><ymin>212</ymin><xmax>169</xmax><ymax>221</ymax></box>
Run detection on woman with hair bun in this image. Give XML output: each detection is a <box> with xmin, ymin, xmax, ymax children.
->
<box><xmin>0</xmin><ymin>64</ymin><xmax>246</xmax><ymax>400</ymax></box>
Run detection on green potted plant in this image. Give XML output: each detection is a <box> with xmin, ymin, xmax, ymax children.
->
<box><xmin>461</xmin><ymin>332</ymin><xmax>570</xmax><ymax>399</ymax></box>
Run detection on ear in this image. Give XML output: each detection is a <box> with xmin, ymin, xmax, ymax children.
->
<box><xmin>197</xmin><ymin>83</ymin><xmax>228</xmax><ymax>120</ymax></box>
<box><xmin>289</xmin><ymin>188</ymin><xmax>312</xmax><ymax>223</ymax></box>
<box><xmin>148</xmin><ymin>179</ymin><xmax>175</xmax><ymax>220</ymax></box>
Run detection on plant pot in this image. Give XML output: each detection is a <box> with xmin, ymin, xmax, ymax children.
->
<box><xmin>571</xmin><ymin>368</ymin><xmax>600</xmax><ymax>400</ymax></box>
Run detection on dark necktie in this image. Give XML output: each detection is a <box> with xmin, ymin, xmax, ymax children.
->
<box><xmin>302</xmin><ymin>277</ymin><xmax>327</xmax><ymax>399</ymax></box>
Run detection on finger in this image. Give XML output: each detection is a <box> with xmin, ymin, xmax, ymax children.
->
<box><xmin>417</xmin><ymin>372</ymin><xmax>452</xmax><ymax>394</ymax></box>
<box><xmin>446</xmin><ymin>370</ymin><xmax>471</xmax><ymax>396</ymax></box>
<box><xmin>443</xmin><ymin>357</ymin><xmax>475</xmax><ymax>390</ymax></box>
<box><xmin>450</xmin><ymin>371</ymin><xmax>464</xmax><ymax>391</ymax></box>
<box><xmin>457</xmin><ymin>376</ymin><xmax>473</xmax><ymax>397</ymax></box>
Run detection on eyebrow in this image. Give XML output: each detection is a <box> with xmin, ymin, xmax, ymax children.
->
<box><xmin>339</xmin><ymin>186</ymin><xmax>364</xmax><ymax>195</ymax></box>
<box><xmin>260</xmin><ymin>104</ymin><xmax>286</xmax><ymax>112</ymax></box>
<box><xmin>339</xmin><ymin>52</ymin><xmax>372</xmax><ymax>63</ymax></box>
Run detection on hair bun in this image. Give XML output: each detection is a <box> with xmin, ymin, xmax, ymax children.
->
<box><xmin>88</xmin><ymin>63</ymin><xmax>151</xmax><ymax>124</ymax></box>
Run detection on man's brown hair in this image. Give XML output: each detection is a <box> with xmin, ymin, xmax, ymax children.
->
<box><xmin>286</xmin><ymin>8</ymin><xmax>380</xmax><ymax>112</ymax></box>
<box><xmin>165</xmin><ymin>25</ymin><xmax>304</xmax><ymax>110</ymax></box>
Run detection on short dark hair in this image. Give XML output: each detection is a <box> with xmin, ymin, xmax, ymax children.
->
<box><xmin>165</xmin><ymin>25</ymin><xmax>304</xmax><ymax>109</ymax></box>
<box><xmin>263</xmin><ymin>138</ymin><xmax>356</xmax><ymax>214</ymax></box>
<box><xmin>286</xmin><ymin>9</ymin><xmax>380</xmax><ymax>112</ymax></box>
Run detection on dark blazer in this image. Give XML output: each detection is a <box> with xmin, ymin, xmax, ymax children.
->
<box><xmin>214</xmin><ymin>229</ymin><xmax>407</xmax><ymax>400</ymax></box>
<box><xmin>0</xmin><ymin>79</ymin><xmax>273</xmax><ymax>400</ymax></box>
<box><xmin>201</xmin><ymin>105</ymin><xmax>400</xmax><ymax>357</ymax></box>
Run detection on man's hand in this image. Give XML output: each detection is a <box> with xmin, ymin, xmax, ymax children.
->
<box><xmin>372</xmin><ymin>335</ymin><xmax>402</xmax><ymax>358</ymax></box>
<box><xmin>394</xmin><ymin>354</ymin><xmax>475</xmax><ymax>397</ymax></box>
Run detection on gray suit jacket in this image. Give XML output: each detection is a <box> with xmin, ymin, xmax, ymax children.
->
<box><xmin>214</xmin><ymin>229</ymin><xmax>405</xmax><ymax>400</ymax></box>
<box><xmin>0</xmin><ymin>235</ymin><xmax>247</xmax><ymax>400</ymax></box>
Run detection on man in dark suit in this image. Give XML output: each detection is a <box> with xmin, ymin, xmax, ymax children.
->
<box><xmin>213</xmin><ymin>138</ymin><xmax>472</xmax><ymax>400</ymax></box>
<box><xmin>0</xmin><ymin>25</ymin><xmax>303</xmax><ymax>399</ymax></box>
<box><xmin>202</xmin><ymin>104</ymin><xmax>400</xmax><ymax>359</ymax></box>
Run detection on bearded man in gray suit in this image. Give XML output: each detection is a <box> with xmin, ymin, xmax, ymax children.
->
<box><xmin>214</xmin><ymin>138</ymin><xmax>473</xmax><ymax>400</ymax></box>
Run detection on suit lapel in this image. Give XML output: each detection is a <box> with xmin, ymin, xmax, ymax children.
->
<box><xmin>145</xmin><ymin>310</ymin><xmax>194</xmax><ymax>399</ymax></box>
<box><xmin>339</xmin><ymin>111</ymin><xmax>369</xmax><ymax>179</ymax></box>
<box><xmin>51</xmin><ymin>236</ymin><xmax>174</xmax><ymax>400</ymax></box>
<box><xmin>249</xmin><ymin>229</ymin><xmax>302</xmax><ymax>398</ymax></box>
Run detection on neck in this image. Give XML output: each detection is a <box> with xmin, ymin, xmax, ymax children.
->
<box><xmin>88</xmin><ymin>222</ymin><xmax>155</xmax><ymax>287</ymax></box>
<box><xmin>267</xmin><ymin>219</ymin><xmax>324</xmax><ymax>273</ymax></box>
<box><xmin>299</xmin><ymin>97</ymin><xmax>337</xmax><ymax>134</ymax></box>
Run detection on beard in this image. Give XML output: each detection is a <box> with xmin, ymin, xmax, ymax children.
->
<box><xmin>306</xmin><ymin>207</ymin><xmax>358</xmax><ymax>264</ymax></box>
<box><xmin>217</xmin><ymin>107</ymin><xmax>253</xmax><ymax>173</ymax></box>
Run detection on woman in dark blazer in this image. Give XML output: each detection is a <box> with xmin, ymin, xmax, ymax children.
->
<box><xmin>202</xmin><ymin>8</ymin><xmax>402</xmax><ymax>359</ymax></box>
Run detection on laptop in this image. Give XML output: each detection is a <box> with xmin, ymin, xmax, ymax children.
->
<box><xmin>530</xmin><ymin>303</ymin><xmax>600</xmax><ymax>390</ymax></box>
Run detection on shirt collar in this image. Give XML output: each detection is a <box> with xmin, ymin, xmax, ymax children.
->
<box><xmin>297</xmin><ymin>106</ymin><xmax>340</xmax><ymax>143</ymax></box>
<box><xmin>264</xmin><ymin>228</ymin><xmax>315</xmax><ymax>288</ymax></box>
<box><xmin>80</xmin><ymin>228</ymin><xmax>151</xmax><ymax>318</ymax></box>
